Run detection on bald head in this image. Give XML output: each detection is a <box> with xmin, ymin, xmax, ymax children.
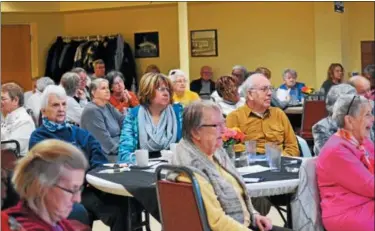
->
<box><xmin>242</xmin><ymin>73</ymin><xmax>272</xmax><ymax>112</ymax></box>
<box><xmin>200</xmin><ymin>66</ymin><xmax>213</xmax><ymax>81</ymax></box>
<box><xmin>348</xmin><ymin>75</ymin><xmax>371</xmax><ymax>97</ymax></box>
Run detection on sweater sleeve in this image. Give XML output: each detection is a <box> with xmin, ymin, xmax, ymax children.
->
<box><xmin>177</xmin><ymin>174</ymin><xmax>251</xmax><ymax>231</ymax></box>
<box><xmin>312</xmin><ymin>122</ymin><xmax>330</xmax><ymax>156</ymax></box>
<box><xmin>109</xmin><ymin>104</ymin><xmax>125</xmax><ymax>127</ymax></box>
<box><xmin>118</xmin><ymin>110</ymin><xmax>137</xmax><ymax>163</ymax></box>
<box><xmin>81</xmin><ymin>106</ymin><xmax>119</xmax><ymax>155</ymax></box>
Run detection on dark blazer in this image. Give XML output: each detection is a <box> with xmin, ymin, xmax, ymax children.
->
<box><xmin>190</xmin><ymin>78</ymin><xmax>216</xmax><ymax>96</ymax></box>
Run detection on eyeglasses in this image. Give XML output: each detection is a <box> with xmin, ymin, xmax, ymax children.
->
<box><xmin>200</xmin><ymin>122</ymin><xmax>225</xmax><ymax>129</ymax></box>
<box><xmin>156</xmin><ymin>87</ymin><xmax>170</xmax><ymax>92</ymax></box>
<box><xmin>54</xmin><ymin>184</ymin><xmax>84</xmax><ymax>196</ymax></box>
<box><xmin>250</xmin><ymin>86</ymin><xmax>274</xmax><ymax>93</ymax></box>
<box><xmin>175</xmin><ymin>80</ymin><xmax>187</xmax><ymax>84</ymax></box>
<box><xmin>346</xmin><ymin>95</ymin><xmax>358</xmax><ymax>115</ymax></box>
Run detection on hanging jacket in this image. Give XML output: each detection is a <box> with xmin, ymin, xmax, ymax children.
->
<box><xmin>120</xmin><ymin>42</ymin><xmax>138</xmax><ymax>91</ymax></box>
<box><xmin>45</xmin><ymin>37</ymin><xmax>65</xmax><ymax>82</ymax></box>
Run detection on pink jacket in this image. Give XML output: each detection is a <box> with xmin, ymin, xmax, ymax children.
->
<box><xmin>316</xmin><ymin>135</ymin><xmax>374</xmax><ymax>218</ymax></box>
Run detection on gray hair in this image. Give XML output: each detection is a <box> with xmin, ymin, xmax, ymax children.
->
<box><xmin>89</xmin><ymin>78</ymin><xmax>109</xmax><ymax>99</ymax></box>
<box><xmin>282</xmin><ymin>69</ymin><xmax>298</xmax><ymax>79</ymax></box>
<box><xmin>1</xmin><ymin>82</ymin><xmax>24</xmax><ymax>107</ymax></box>
<box><xmin>332</xmin><ymin>95</ymin><xmax>371</xmax><ymax>128</ymax></box>
<box><xmin>232</xmin><ymin>65</ymin><xmax>248</xmax><ymax>75</ymax></box>
<box><xmin>363</xmin><ymin>64</ymin><xmax>375</xmax><ymax>77</ymax></box>
<box><xmin>182</xmin><ymin>100</ymin><xmax>222</xmax><ymax>142</ymax></box>
<box><xmin>71</xmin><ymin>67</ymin><xmax>87</xmax><ymax>75</ymax></box>
<box><xmin>40</xmin><ymin>85</ymin><xmax>67</xmax><ymax>109</ymax></box>
<box><xmin>240</xmin><ymin>73</ymin><xmax>265</xmax><ymax>97</ymax></box>
<box><xmin>60</xmin><ymin>72</ymin><xmax>80</xmax><ymax>96</ymax></box>
<box><xmin>36</xmin><ymin>77</ymin><xmax>55</xmax><ymax>92</ymax></box>
<box><xmin>325</xmin><ymin>83</ymin><xmax>356</xmax><ymax>114</ymax></box>
<box><xmin>168</xmin><ymin>69</ymin><xmax>186</xmax><ymax>82</ymax></box>
<box><xmin>12</xmin><ymin>139</ymin><xmax>88</xmax><ymax>212</ymax></box>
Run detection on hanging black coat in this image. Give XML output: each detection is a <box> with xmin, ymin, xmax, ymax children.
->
<box><xmin>45</xmin><ymin>37</ymin><xmax>65</xmax><ymax>83</ymax></box>
<box><xmin>120</xmin><ymin>42</ymin><xmax>138</xmax><ymax>91</ymax></box>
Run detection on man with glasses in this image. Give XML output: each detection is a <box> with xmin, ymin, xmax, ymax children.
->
<box><xmin>348</xmin><ymin>75</ymin><xmax>372</xmax><ymax>99</ymax></box>
<box><xmin>226</xmin><ymin>73</ymin><xmax>300</xmax><ymax>157</ymax></box>
<box><xmin>190</xmin><ymin>65</ymin><xmax>216</xmax><ymax>100</ymax></box>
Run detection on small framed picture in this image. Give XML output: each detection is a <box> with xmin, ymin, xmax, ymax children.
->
<box><xmin>190</xmin><ymin>29</ymin><xmax>218</xmax><ymax>57</ymax></box>
<box><xmin>134</xmin><ymin>32</ymin><xmax>159</xmax><ymax>58</ymax></box>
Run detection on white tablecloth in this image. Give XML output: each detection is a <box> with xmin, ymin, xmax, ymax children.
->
<box><xmin>284</xmin><ymin>106</ymin><xmax>303</xmax><ymax>114</ymax></box>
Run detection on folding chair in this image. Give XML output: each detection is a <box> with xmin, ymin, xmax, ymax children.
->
<box><xmin>155</xmin><ymin>165</ymin><xmax>210</xmax><ymax>231</ymax></box>
<box><xmin>300</xmin><ymin>100</ymin><xmax>327</xmax><ymax>140</ymax></box>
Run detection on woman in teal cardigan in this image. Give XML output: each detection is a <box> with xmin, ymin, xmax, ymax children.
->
<box><xmin>118</xmin><ymin>72</ymin><xmax>183</xmax><ymax>163</ymax></box>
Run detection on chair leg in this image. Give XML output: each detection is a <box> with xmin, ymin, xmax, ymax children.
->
<box><xmin>126</xmin><ymin>197</ymin><xmax>133</xmax><ymax>231</ymax></box>
<box><xmin>144</xmin><ymin>211</ymin><xmax>151</xmax><ymax>231</ymax></box>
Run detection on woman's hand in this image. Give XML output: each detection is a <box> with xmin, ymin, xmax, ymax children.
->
<box><xmin>76</xmin><ymin>89</ymin><xmax>86</xmax><ymax>100</ymax></box>
<box><xmin>122</xmin><ymin>90</ymin><xmax>131</xmax><ymax>103</ymax></box>
<box><xmin>254</xmin><ymin>214</ymin><xmax>272</xmax><ymax>231</ymax></box>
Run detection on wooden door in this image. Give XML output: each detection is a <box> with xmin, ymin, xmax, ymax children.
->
<box><xmin>1</xmin><ymin>25</ymin><xmax>32</xmax><ymax>91</ymax></box>
<box><xmin>361</xmin><ymin>41</ymin><xmax>375</xmax><ymax>71</ymax></box>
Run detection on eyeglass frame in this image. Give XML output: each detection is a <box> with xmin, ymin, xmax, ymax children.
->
<box><xmin>249</xmin><ymin>85</ymin><xmax>275</xmax><ymax>93</ymax></box>
<box><xmin>54</xmin><ymin>184</ymin><xmax>84</xmax><ymax>196</ymax></box>
<box><xmin>346</xmin><ymin>95</ymin><xmax>358</xmax><ymax>115</ymax></box>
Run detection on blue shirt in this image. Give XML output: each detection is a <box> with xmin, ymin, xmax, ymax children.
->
<box><xmin>279</xmin><ymin>82</ymin><xmax>306</xmax><ymax>102</ymax></box>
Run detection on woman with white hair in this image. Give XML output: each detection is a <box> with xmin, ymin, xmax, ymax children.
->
<box><xmin>3</xmin><ymin>139</ymin><xmax>89</xmax><ymax>230</ymax></box>
<box><xmin>278</xmin><ymin>69</ymin><xmax>306</xmax><ymax>103</ymax></box>
<box><xmin>168</xmin><ymin>69</ymin><xmax>200</xmax><ymax>106</ymax></box>
<box><xmin>81</xmin><ymin>78</ymin><xmax>124</xmax><ymax>161</ymax></box>
<box><xmin>312</xmin><ymin>84</ymin><xmax>357</xmax><ymax>155</ymax></box>
<box><xmin>25</xmin><ymin>77</ymin><xmax>55</xmax><ymax>126</ymax></box>
<box><xmin>60</xmin><ymin>72</ymin><xmax>88</xmax><ymax>125</ymax></box>
<box><xmin>317</xmin><ymin>95</ymin><xmax>374</xmax><ymax>231</ymax></box>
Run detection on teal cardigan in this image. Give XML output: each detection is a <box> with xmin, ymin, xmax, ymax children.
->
<box><xmin>118</xmin><ymin>103</ymin><xmax>183</xmax><ymax>163</ymax></box>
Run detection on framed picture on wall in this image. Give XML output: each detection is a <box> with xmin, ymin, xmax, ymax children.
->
<box><xmin>134</xmin><ymin>31</ymin><xmax>159</xmax><ymax>58</ymax></box>
<box><xmin>190</xmin><ymin>29</ymin><xmax>218</xmax><ymax>57</ymax></box>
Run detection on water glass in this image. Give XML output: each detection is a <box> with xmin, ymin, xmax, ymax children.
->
<box><xmin>265</xmin><ymin>143</ymin><xmax>281</xmax><ymax>172</ymax></box>
<box><xmin>245</xmin><ymin>140</ymin><xmax>257</xmax><ymax>164</ymax></box>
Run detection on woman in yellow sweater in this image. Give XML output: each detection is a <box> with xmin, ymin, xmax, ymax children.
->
<box><xmin>168</xmin><ymin>69</ymin><xmax>200</xmax><ymax>106</ymax></box>
<box><xmin>172</xmin><ymin>101</ymin><xmax>292</xmax><ymax>231</ymax></box>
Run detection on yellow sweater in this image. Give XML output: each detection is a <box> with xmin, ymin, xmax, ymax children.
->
<box><xmin>177</xmin><ymin>163</ymin><xmax>252</xmax><ymax>231</ymax></box>
<box><xmin>173</xmin><ymin>90</ymin><xmax>200</xmax><ymax>107</ymax></box>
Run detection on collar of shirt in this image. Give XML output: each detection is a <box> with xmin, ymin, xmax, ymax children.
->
<box><xmin>243</xmin><ymin>104</ymin><xmax>271</xmax><ymax>119</ymax></box>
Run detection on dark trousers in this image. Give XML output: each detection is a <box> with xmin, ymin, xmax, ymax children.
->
<box><xmin>81</xmin><ymin>186</ymin><xmax>131</xmax><ymax>231</ymax></box>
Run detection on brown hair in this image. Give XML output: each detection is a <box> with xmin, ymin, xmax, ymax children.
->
<box><xmin>144</xmin><ymin>64</ymin><xmax>161</xmax><ymax>74</ymax></box>
<box><xmin>1</xmin><ymin>82</ymin><xmax>24</xmax><ymax>107</ymax></box>
<box><xmin>93</xmin><ymin>59</ymin><xmax>105</xmax><ymax>67</ymax></box>
<box><xmin>138</xmin><ymin>72</ymin><xmax>174</xmax><ymax>105</ymax></box>
<box><xmin>216</xmin><ymin>75</ymin><xmax>238</xmax><ymax>99</ymax></box>
<box><xmin>327</xmin><ymin>63</ymin><xmax>344</xmax><ymax>82</ymax></box>
<box><xmin>255</xmin><ymin>67</ymin><xmax>271</xmax><ymax>79</ymax></box>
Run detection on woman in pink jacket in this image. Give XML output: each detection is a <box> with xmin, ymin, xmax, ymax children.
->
<box><xmin>317</xmin><ymin>95</ymin><xmax>374</xmax><ymax>231</ymax></box>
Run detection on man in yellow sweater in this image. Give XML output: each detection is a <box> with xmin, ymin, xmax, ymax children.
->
<box><xmin>226</xmin><ymin>73</ymin><xmax>300</xmax><ymax>157</ymax></box>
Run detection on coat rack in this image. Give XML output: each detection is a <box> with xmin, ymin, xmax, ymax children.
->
<box><xmin>61</xmin><ymin>34</ymin><xmax>119</xmax><ymax>42</ymax></box>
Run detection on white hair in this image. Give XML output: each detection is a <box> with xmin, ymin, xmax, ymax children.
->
<box><xmin>332</xmin><ymin>95</ymin><xmax>371</xmax><ymax>128</ymax></box>
<box><xmin>36</xmin><ymin>77</ymin><xmax>55</xmax><ymax>92</ymax></box>
<box><xmin>40</xmin><ymin>85</ymin><xmax>67</xmax><ymax>109</ymax></box>
<box><xmin>282</xmin><ymin>69</ymin><xmax>298</xmax><ymax>80</ymax></box>
<box><xmin>168</xmin><ymin>69</ymin><xmax>186</xmax><ymax>82</ymax></box>
<box><xmin>240</xmin><ymin>73</ymin><xmax>265</xmax><ymax>97</ymax></box>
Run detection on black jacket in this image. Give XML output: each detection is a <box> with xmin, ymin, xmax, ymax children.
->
<box><xmin>190</xmin><ymin>78</ymin><xmax>216</xmax><ymax>97</ymax></box>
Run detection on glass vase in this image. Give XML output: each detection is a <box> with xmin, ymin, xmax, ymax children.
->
<box><xmin>225</xmin><ymin>145</ymin><xmax>235</xmax><ymax>166</ymax></box>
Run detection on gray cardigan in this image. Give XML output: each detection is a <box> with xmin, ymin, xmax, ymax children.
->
<box><xmin>81</xmin><ymin>102</ymin><xmax>124</xmax><ymax>155</ymax></box>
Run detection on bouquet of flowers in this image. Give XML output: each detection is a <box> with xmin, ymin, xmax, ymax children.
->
<box><xmin>301</xmin><ymin>86</ymin><xmax>315</xmax><ymax>95</ymax></box>
<box><xmin>222</xmin><ymin>127</ymin><xmax>245</xmax><ymax>148</ymax></box>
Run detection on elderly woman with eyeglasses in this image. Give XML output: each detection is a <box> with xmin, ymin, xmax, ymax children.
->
<box><xmin>3</xmin><ymin>139</ymin><xmax>90</xmax><ymax>231</ymax></box>
<box><xmin>168</xmin><ymin>69</ymin><xmax>200</xmax><ymax>106</ymax></box>
<box><xmin>172</xmin><ymin>101</ymin><xmax>292</xmax><ymax>231</ymax></box>
<box><xmin>316</xmin><ymin>95</ymin><xmax>374</xmax><ymax>231</ymax></box>
<box><xmin>118</xmin><ymin>72</ymin><xmax>183</xmax><ymax>163</ymax></box>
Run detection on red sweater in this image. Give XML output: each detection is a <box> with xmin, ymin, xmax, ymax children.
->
<box><xmin>4</xmin><ymin>201</ymin><xmax>89</xmax><ymax>231</ymax></box>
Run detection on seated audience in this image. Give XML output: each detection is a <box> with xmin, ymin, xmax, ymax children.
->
<box><xmin>215</xmin><ymin>75</ymin><xmax>245</xmax><ymax>116</ymax></box>
<box><xmin>172</xmin><ymin>101</ymin><xmax>292</xmax><ymax>231</ymax></box>
<box><xmin>71</xmin><ymin>67</ymin><xmax>91</xmax><ymax>102</ymax></box>
<box><xmin>190</xmin><ymin>66</ymin><xmax>216</xmax><ymax>100</ymax></box>
<box><xmin>321</xmin><ymin>63</ymin><xmax>344</xmax><ymax>96</ymax></box>
<box><xmin>106</xmin><ymin>71</ymin><xmax>139</xmax><ymax>114</ymax></box>
<box><xmin>226</xmin><ymin>73</ymin><xmax>300</xmax><ymax>156</ymax></box>
<box><xmin>212</xmin><ymin>65</ymin><xmax>247</xmax><ymax>102</ymax></box>
<box><xmin>168</xmin><ymin>69</ymin><xmax>200</xmax><ymax>106</ymax></box>
<box><xmin>316</xmin><ymin>95</ymin><xmax>374</xmax><ymax>231</ymax></box>
<box><xmin>29</xmin><ymin>85</ymin><xmax>130</xmax><ymax>230</ymax></box>
<box><xmin>1</xmin><ymin>82</ymin><xmax>35</xmax><ymax>156</ymax></box>
<box><xmin>60</xmin><ymin>72</ymin><xmax>88</xmax><ymax>125</ymax></box>
<box><xmin>118</xmin><ymin>72</ymin><xmax>183</xmax><ymax>163</ymax></box>
<box><xmin>312</xmin><ymin>84</ymin><xmax>357</xmax><ymax>155</ymax></box>
<box><xmin>23</xmin><ymin>78</ymin><xmax>38</xmax><ymax>103</ymax></box>
<box><xmin>81</xmin><ymin>78</ymin><xmax>124</xmax><ymax>161</ymax></box>
<box><xmin>25</xmin><ymin>77</ymin><xmax>55</xmax><ymax>126</ymax></box>
<box><xmin>144</xmin><ymin>64</ymin><xmax>161</xmax><ymax>74</ymax></box>
<box><xmin>348</xmin><ymin>75</ymin><xmax>371</xmax><ymax>99</ymax></box>
<box><xmin>255</xmin><ymin>67</ymin><xmax>271</xmax><ymax>80</ymax></box>
<box><xmin>278</xmin><ymin>69</ymin><xmax>305</xmax><ymax>102</ymax></box>
<box><xmin>3</xmin><ymin>139</ymin><xmax>90</xmax><ymax>231</ymax></box>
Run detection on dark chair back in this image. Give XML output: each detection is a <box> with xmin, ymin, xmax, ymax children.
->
<box><xmin>300</xmin><ymin>100</ymin><xmax>327</xmax><ymax>140</ymax></box>
<box><xmin>1</xmin><ymin>140</ymin><xmax>20</xmax><ymax>171</ymax></box>
<box><xmin>155</xmin><ymin>165</ymin><xmax>210</xmax><ymax>231</ymax></box>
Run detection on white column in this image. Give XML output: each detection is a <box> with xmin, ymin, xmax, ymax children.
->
<box><xmin>178</xmin><ymin>2</ymin><xmax>190</xmax><ymax>84</ymax></box>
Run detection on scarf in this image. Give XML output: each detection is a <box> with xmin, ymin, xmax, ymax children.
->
<box><xmin>138</xmin><ymin>105</ymin><xmax>177</xmax><ymax>151</ymax></box>
<box><xmin>336</xmin><ymin>129</ymin><xmax>374</xmax><ymax>174</ymax></box>
<box><xmin>173</xmin><ymin>139</ymin><xmax>258</xmax><ymax>223</ymax></box>
<box><xmin>42</xmin><ymin>117</ymin><xmax>70</xmax><ymax>132</ymax></box>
